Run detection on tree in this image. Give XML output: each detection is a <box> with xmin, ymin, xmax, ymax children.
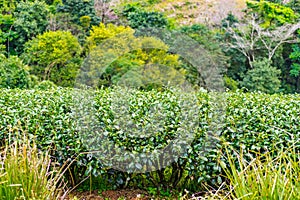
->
<box><xmin>120</xmin><ymin>3</ymin><xmax>171</xmax><ymax>36</ymax></box>
<box><xmin>0</xmin><ymin>0</ymin><xmax>17</xmax><ymax>14</ymax></box>
<box><xmin>23</xmin><ymin>31</ymin><xmax>82</xmax><ymax>87</ymax></box>
<box><xmin>0</xmin><ymin>14</ymin><xmax>17</xmax><ymax>56</ymax></box>
<box><xmin>246</xmin><ymin>0</ymin><xmax>298</xmax><ymax>28</ymax></box>
<box><xmin>290</xmin><ymin>44</ymin><xmax>300</xmax><ymax>77</ymax></box>
<box><xmin>125</xmin><ymin>10</ymin><xmax>169</xmax><ymax>30</ymax></box>
<box><xmin>220</xmin><ymin>13</ymin><xmax>248</xmax><ymax>84</ymax></box>
<box><xmin>0</xmin><ymin>54</ymin><xmax>33</xmax><ymax>89</ymax></box>
<box><xmin>47</xmin><ymin>12</ymin><xmax>83</xmax><ymax>33</ymax></box>
<box><xmin>225</xmin><ymin>16</ymin><xmax>300</xmax><ymax>68</ymax></box>
<box><xmin>287</xmin><ymin>0</ymin><xmax>300</xmax><ymax>12</ymax></box>
<box><xmin>289</xmin><ymin>43</ymin><xmax>300</xmax><ymax>91</ymax></box>
<box><xmin>177</xmin><ymin>24</ymin><xmax>228</xmax><ymax>89</ymax></box>
<box><xmin>241</xmin><ymin>58</ymin><xmax>281</xmax><ymax>94</ymax></box>
<box><xmin>85</xmin><ymin>23</ymin><xmax>133</xmax><ymax>53</ymax></box>
<box><xmin>117</xmin><ymin>36</ymin><xmax>185</xmax><ymax>89</ymax></box>
<box><xmin>94</xmin><ymin>0</ymin><xmax>118</xmax><ymax>24</ymax></box>
<box><xmin>80</xmin><ymin>23</ymin><xmax>185</xmax><ymax>89</ymax></box>
<box><xmin>13</xmin><ymin>0</ymin><xmax>50</xmax><ymax>54</ymax></box>
<box><xmin>221</xmin><ymin>2</ymin><xmax>300</xmax><ymax>93</ymax></box>
<box><xmin>57</xmin><ymin>0</ymin><xmax>100</xmax><ymax>26</ymax></box>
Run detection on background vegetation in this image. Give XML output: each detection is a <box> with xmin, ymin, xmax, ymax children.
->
<box><xmin>0</xmin><ymin>0</ymin><xmax>299</xmax><ymax>93</ymax></box>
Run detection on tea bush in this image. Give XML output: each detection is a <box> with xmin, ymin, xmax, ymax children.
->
<box><xmin>223</xmin><ymin>92</ymin><xmax>300</xmax><ymax>157</ymax></box>
<box><xmin>0</xmin><ymin>87</ymin><xmax>299</xmax><ymax>191</ymax></box>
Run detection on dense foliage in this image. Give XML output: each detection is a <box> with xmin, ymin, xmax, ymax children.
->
<box><xmin>0</xmin><ymin>0</ymin><xmax>299</xmax><ymax>93</ymax></box>
<box><xmin>0</xmin><ymin>54</ymin><xmax>33</xmax><ymax>89</ymax></box>
<box><xmin>82</xmin><ymin>23</ymin><xmax>185</xmax><ymax>89</ymax></box>
<box><xmin>57</xmin><ymin>0</ymin><xmax>100</xmax><ymax>26</ymax></box>
<box><xmin>0</xmin><ymin>0</ymin><xmax>299</xmax><ymax>196</ymax></box>
<box><xmin>0</xmin><ymin>88</ymin><xmax>299</xmax><ymax>191</ymax></box>
<box><xmin>23</xmin><ymin>30</ymin><xmax>82</xmax><ymax>87</ymax></box>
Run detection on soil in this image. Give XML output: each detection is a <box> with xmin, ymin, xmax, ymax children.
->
<box><xmin>66</xmin><ymin>189</ymin><xmax>150</xmax><ymax>200</ymax></box>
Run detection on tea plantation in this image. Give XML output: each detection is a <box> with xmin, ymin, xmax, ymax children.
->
<box><xmin>0</xmin><ymin>87</ymin><xmax>299</xmax><ymax>192</ymax></box>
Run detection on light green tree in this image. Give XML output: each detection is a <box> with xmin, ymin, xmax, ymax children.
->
<box><xmin>85</xmin><ymin>23</ymin><xmax>134</xmax><ymax>53</ymax></box>
<box><xmin>23</xmin><ymin>31</ymin><xmax>82</xmax><ymax>87</ymax></box>
<box><xmin>246</xmin><ymin>0</ymin><xmax>298</xmax><ymax>28</ymax></box>
<box><xmin>0</xmin><ymin>0</ymin><xmax>17</xmax><ymax>14</ymax></box>
<box><xmin>80</xmin><ymin>23</ymin><xmax>185</xmax><ymax>89</ymax></box>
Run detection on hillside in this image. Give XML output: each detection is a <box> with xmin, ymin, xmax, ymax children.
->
<box><xmin>114</xmin><ymin>0</ymin><xmax>247</xmax><ymax>25</ymax></box>
<box><xmin>153</xmin><ymin>0</ymin><xmax>246</xmax><ymax>25</ymax></box>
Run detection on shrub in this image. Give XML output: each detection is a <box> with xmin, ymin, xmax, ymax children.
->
<box><xmin>222</xmin><ymin>91</ymin><xmax>300</xmax><ymax>158</ymax></box>
<box><xmin>0</xmin><ymin>87</ymin><xmax>299</xmax><ymax>192</ymax></box>
<box><xmin>224</xmin><ymin>75</ymin><xmax>238</xmax><ymax>91</ymax></box>
<box><xmin>35</xmin><ymin>80</ymin><xmax>57</xmax><ymax>90</ymax></box>
<box><xmin>0</xmin><ymin>54</ymin><xmax>33</xmax><ymax>89</ymax></box>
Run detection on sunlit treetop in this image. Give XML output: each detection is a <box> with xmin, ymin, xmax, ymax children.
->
<box><xmin>246</xmin><ymin>0</ymin><xmax>298</xmax><ymax>28</ymax></box>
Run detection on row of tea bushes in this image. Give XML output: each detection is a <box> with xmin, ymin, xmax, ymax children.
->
<box><xmin>223</xmin><ymin>92</ymin><xmax>299</xmax><ymax>157</ymax></box>
<box><xmin>0</xmin><ymin>87</ymin><xmax>299</xmax><ymax>191</ymax></box>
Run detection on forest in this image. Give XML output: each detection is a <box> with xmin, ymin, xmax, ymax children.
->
<box><xmin>0</xmin><ymin>0</ymin><xmax>300</xmax><ymax>199</ymax></box>
<box><xmin>0</xmin><ymin>0</ymin><xmax>299</xmax><ymax>93</ymax></box>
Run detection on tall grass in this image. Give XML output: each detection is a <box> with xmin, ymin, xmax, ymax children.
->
<box><xmin>222</xmin><ymin>147</ymin><xmax>300</xmax><ymax>200</ymax></box>
<box><xmin>0</xmin><ymin>137</ymin><xmax>68</xmax><ymax>199</ymax></box>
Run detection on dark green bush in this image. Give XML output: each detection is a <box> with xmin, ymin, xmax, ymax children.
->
<box><xmin>0</xmin><ymin>54</ymin><xmax>33</xmax><ymax>89</ymax></box>
<box><xmin>121</xmin><ymin>3</ymin><xmax>172</xmax><ymax>36</ymax></box>
<box><xmin>0</xmin><ymin>87</ymin><xmax>299</xmax><ymax>191</ymax></box>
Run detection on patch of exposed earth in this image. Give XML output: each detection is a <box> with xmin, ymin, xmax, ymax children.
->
<box><xmin>66</xmin><ymin>189</ymin><xmax>150</xmax><ymax>200</ymax></box>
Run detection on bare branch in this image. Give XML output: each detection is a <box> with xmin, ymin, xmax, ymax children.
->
<box><xmin>94</xmin><ymin>0</ymin><xmax>118</xmax><ymax>23</ymax></box>
<box><xmin>224</xmin><ymin>17</ymin><xmax>300</xmax><ymax>64</ymax></box>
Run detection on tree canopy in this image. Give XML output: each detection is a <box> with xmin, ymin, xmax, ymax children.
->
<box><xmin>0</xmin><ymin>0</ymin><xmax>299</xmax><ymax>93</ymax></box>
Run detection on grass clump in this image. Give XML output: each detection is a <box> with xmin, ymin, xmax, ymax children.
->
<box><xmin>222</xmin><ymin>147</ymin><xmax>300</xmax><ymax>200</ymax></box>
<box><xmin>0</xmin><ymin>136</ymin><xmax>68</xmax><ymax>199</ymax></box>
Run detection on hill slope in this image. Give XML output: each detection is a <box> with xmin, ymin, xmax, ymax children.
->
<box><xmin>113</xmin><ymin>0</ymin><xmax>246</xmax><ymax>25</ymax></box>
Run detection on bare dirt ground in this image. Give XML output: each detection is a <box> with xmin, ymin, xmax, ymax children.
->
<box><xmin>66</xmin><ymin>189</ymin><xmax>150</xmax><ymax>200</ymax></box>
